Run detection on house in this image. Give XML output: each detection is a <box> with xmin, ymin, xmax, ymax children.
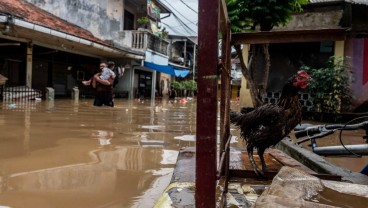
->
<box><xmin>234</xmin><ymin>0</ymin><xmax>368</xmax><ymax>112</ymax></box>
<box><xmin>0</xmin><ymin>0</ymin><xmax>192</xmax><ymax>100</ymax></box>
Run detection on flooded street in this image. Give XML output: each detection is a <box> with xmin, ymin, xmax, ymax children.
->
<box><xmin>0</xmin><ymin>98</ymin><xmax>367</xmax><ymax>208</ymax></box>
<box><xmin>0</xmin><ymin>98</ymin><xmax>196</xmax><ymax>208</ymax></box>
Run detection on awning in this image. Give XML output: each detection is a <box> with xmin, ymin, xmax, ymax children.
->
<box><xmin>144</xmin><ymin>61</ymin><xmax>190</xmax><ymax>78</ymax></box>
<box><xmin>174</xmin><ymin>70</ymin><xmax>190</xmax><ymax>78</ymax></box>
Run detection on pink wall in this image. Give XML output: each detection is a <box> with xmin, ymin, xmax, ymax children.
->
<box><xmin>363</xmin><ymin>40</ymin><xmax>368</xmax><ymax>85</ymax></box>
<box><xmin>350</xmin><ymin>38</ymin><xmax>368</xmax><ymax>108</ymax></box>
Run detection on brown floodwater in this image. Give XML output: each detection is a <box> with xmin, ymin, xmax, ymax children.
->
<box><xmin>1</xmin><ymin>99</ymin><xmax>367</xmax><ymax>208</ymax></box>
<box><xmin>292</xmin><ymin>120</ymin><xmax>368</xmax><ymax>173</ymax></box>
<box><xmin>0</xmin><ymin>98</ymin><xmax>196</xmax><ymax>208</ymax></box>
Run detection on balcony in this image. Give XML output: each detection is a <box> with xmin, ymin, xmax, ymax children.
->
<box><xmin>118</xmin><ymin>30</ymin><xmax>169</xmax><ymax>56</ymax></box>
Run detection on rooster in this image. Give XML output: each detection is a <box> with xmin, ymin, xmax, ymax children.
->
<box><xmin>230</xmin><ymin>70</ymin><xmax>312</xmax><ymax>177</ymax></box>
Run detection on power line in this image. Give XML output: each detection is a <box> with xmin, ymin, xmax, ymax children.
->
<box><xmin>161</xmin><ymin>22</ymin><xmax>188</xmax><ymax>35</ymax></box>
<box><xmin>168</xmin><ymin>20</ymin><xmax>198</xmax><ymax>29</ymax></box>
<box><xmin>179</xmin><ymin>0</ymin><xmax>197</xmax><ymax>14</ymax></box>
<box><xmin>161</xmin><ymin>0</ymin><xmax>197</xmax><ymax>35</ymax></box>
<box><xmin>173</xmin><ymin>15</ymin><xmax>197</xmax><ymax>35</ymax></box>
<box><xmin>162</xmin><ymin>0</ymin><xmax>195</xmax><ymax>24</ymax></box>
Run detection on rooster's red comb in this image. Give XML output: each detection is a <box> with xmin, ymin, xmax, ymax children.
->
<box><xmin>297</xmin><ymin>70</ymin><xmax>310</xmax><ymax>78</ymax></box>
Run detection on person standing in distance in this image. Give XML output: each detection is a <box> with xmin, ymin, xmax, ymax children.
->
<box><xmin>92</xmin><ymin>61</ymin><xmax>116</xmax><ymax>107</ymax></box>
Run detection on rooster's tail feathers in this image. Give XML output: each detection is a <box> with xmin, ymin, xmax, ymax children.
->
<box><xmin>230</xmin><ymin>110</ymin><xmax>245</xmax><ymax>126</ymax></box>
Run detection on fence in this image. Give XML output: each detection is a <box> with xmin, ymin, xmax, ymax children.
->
<box><xmin>263</xmin><ymin>91</ymin><xmax>313</xmax><ymax>111</ymax></box>
<box><xmin>1</xmin><ymin>86</ymin><xmax>42</xmax><ymax>101</ymax></box>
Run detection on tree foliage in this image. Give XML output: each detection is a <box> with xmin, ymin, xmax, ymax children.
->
<box><xmin>301</xmin><ymin>57</ymin><xmax>353</xmax><ymax>113</ymax></box>
<box><xmin>172</xmin><ymin>80</ymin><xmax>197</xmax><ymax>97</ymax></box>
<box><xmin>226</xmin><ymin>0</ymin><xmax>307</xmax><ymax>107</ymax></box>
<box><xmin>227</xmin><ymin>0</ymin><xmax>308</xmax><ymax>32</ymax></box>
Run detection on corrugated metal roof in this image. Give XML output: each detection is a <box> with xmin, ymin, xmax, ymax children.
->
<box><xmin>309</xmin><ymin>0</ymin><xmax>368</xmax><ymax>5</ymax></box>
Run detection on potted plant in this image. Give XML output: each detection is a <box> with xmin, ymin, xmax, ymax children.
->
<box><xmin>137</xmin><ymin>16</ymin><xmax>149</xmax><ymax>29</ymax></box>
<box><xmin>159</xmin><ymin>27</ymin><xmax>169</xmax><ymax>39</ymax></box>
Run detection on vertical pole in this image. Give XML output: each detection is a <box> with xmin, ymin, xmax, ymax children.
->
<box><xmin>26</xmin><ymin>43</ymin><xmax>33</xmax><ymax>88</ymax></box>
<box><xmin>220</xmin><ymin>20</ymin><xmax>231</xmax><ymax>176</ymax></box>
<box><xmin>192</xmin><ymin>45</ymin><xmax>196</xmax><ymax>81</ymax></box>
<box><xmin>184</xmin><ymin>40</ymin><xmax>187</xmax><ymax>65</ymax></box>
<box><xmin>151</xmin><ymin>70</ymin><xmax>156</xmax><ymax>100</ymax></box>
<box><xmin>196</xmin><ymin>0</ymin><xmax>219</xmax><ymax>207</ymax></box>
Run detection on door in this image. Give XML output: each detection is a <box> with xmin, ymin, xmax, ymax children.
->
<box><xmin>136</xmin><ymin>70</ymin><xmax>152</xmax><ymax>99</ymax></box>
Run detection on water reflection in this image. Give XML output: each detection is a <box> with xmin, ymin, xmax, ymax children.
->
<box><xmin>0</xmin><ymin>98</ymin><xmax>196</xmax><ymax>208</ymax></box>
<box><xmin>291</xmin><ymin>120</ymin><xmax>368</xmax><ymax>173</ymax></box>
<box><xmin>93</xmin><ymin>130</ymin><xmax>113</xmax><ymax>146</ymax></box>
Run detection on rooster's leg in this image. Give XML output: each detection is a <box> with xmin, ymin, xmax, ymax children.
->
<box><xmin>257</xmin><ymin>148</ymin><xmax>267</xmax><ymax>172</ymax></box>
<box><xmin>247</xmin><ymin>146</ymin><xmax>263</xmax><ymax>177</ymax></box>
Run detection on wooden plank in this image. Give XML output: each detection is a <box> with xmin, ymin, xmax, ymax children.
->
<box><xmin>267</xmin><ymin>148</ymin><xmax>317</xmax><ymax>175</ymax></box>
<box><xmin>229</xmin><ymin>147</ymin><xmax>342</xmax><ymax>181</ymax></box>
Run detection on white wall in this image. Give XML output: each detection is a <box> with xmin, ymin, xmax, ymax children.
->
<box><xmin>145</xmin><ymin>49</ymin><xmax>168</xmax><ymax>65</ymax></box>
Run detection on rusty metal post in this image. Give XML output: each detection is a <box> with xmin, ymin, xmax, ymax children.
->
<box><xmin>222</xmin><ymin>24</ymin><xmax>232</xmax><ymax>193</ymax></box>
<box><xmin>196</xmin><ymin>0</ymin><xmax>219</xmax><ymax>207</ymax></box>
<box><xmin>220</xmin><ymin>18</ymin><xmax>232</xmax><ymax>163</ymax></box>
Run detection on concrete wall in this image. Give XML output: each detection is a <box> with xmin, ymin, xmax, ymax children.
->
<box><xmin>278</xmin><ymin>9</ymin><xmax>343</xmax><ymax>30</ymax></box>
<box><xmin>239</xmin><ymin>44</ymin><xmax>253</xmax><ymax>108</ymax></box>
<box><xmin>349</xmin><ymin>38</ymin><xmax>368</xmax><ymax>108</ymax></box>
<box><xmin>27</xmin><ymin>0</ymin><xmax>125</xmax><ymax>42</ymax></box>
<box><xmin>145</xmin><ymin>50</ymin><xmax>168</xmax><ymax>65</ymax></box>
<box><xmin>170</xmin><ymin>41</ymin><xmax>185</xmax><ymax>63</ymax></box>
<box><xmin>117</xmin><ymin>30</ymin><xmax>133</xmax><ymax>48</ymax></box>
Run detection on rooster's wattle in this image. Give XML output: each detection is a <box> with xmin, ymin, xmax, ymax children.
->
<box><xmin>230</xmin><ymin>70</ymin><xmax>312</xmax><ymax>176</ymax></box>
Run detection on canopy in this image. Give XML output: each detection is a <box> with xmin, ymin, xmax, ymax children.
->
<box><xmin>144</xmin><ymin>61</ymin><xmax>190</xmax><ymax>78</ymax></box>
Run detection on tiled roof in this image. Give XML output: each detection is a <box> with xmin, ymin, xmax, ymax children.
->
<box><xmin>309</xmin><ymin>0</ymin><xmax>368</xmax><ymax>5</ymax></box>
<box><xmin>0</xmin><ymin>0</ymin><xmax>108</xmax><ymax>45</ymax></box>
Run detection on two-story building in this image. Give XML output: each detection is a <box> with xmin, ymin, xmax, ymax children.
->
<box><xmin>0</xmin><ymin>0</ymin><xmax>192</xmax><ymax>100</ymax></box>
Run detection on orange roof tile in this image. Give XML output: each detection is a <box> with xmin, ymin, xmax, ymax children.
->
<box><xmin>0</xmin><ymin>0</ymin><xmax>108</xmax><ymax>45</ymax></box>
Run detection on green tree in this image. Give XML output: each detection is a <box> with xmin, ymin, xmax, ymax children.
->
<box><xmin>227</xmin><ymin>0</ymin><xmax>307</xmax><ymax>32</ymax></box>
<box><xmin>182</xmin><ymin>80</ymin><xmax>197</xmax><ymax>97</ymax></box>
<box><xmin>172</xmin><ymin>80</ymin><xmax>184</xmax><ymax>97</ymax></box>
<box><xmin>302</xmin><ymin>56</ymin><xmax>353</xmax><ymax>113</ymax></box>
<box><xmin>226</xmin><ymin>0</ymin><xmax>308</xmax><ymax>107</ymax></box>
<box><xmin>172</xmin><ymin>80</ymin><xmax>197</xmax><ymax>97</ymax></box>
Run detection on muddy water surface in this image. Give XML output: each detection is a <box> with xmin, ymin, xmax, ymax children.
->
<box><xmin>293</xmin><ymin>120</ymin><xmax>368</xmax><ymax>173</ymax></box>
<box><xmin>1</xmin><ymin>99</ymin><xmax>367</xmax><ymax>208</ymax></box>
<box><xmin>0</xmin><ymin>98</ymin><xmax>196</xmax><ymax>208</ymax></box>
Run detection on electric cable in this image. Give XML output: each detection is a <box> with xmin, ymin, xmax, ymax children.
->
<box><xmin>338</xmin><ymin>116</ymin><xmax>368</xmax><ymax>157</ymax></box>
<box><xmin>161</xmin><ymin>0</ymin><xmax>197</xmax><ymax>35</ymax></box>
<box><xmin>179</xmin><ymin>0</ymin><xmax>198</xmax><ymax>14</ymax></box>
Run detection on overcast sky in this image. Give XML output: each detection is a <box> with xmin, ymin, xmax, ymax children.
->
<box><xmin>160</xmin><ymin>0</ymin><xmax>198</xmax><ymax>36</ymax></box>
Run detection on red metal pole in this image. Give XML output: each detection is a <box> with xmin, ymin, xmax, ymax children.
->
<box><xmin>196</xmin><ymin>0</ymin><xmax>219</xmax><ymax>207</ymax></box>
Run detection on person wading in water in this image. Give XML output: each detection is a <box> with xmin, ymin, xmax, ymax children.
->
<box><xmin>92</xmin><ymin>61</ymin><xmax>116</xmax><ymax>107</ymax></box>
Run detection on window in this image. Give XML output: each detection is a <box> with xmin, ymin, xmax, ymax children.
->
<box><xmin>124</xmin><ymin>10</ymin><xmax>134</xmax><ymax>30</ymax></box>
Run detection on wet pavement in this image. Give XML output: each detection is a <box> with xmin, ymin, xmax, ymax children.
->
<box><xmin>0</xmin><ymin>98</ymin><xmax>196</xmax><ymax>208</ymax></box>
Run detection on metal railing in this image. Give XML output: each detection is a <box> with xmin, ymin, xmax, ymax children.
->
<box><xmin>1</xmin><ymin>86</ymin><xmax>42</xmax><ymax>101</ymax></box>
<box><xmin>131</xmin><ymin>30</ymin><xmax>169</xmax><ymax>56</ymax></box>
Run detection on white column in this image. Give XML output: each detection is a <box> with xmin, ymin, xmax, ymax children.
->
<box><xmin>26</xmin><ymin>43</ymin><xmax>33</xmax><ymax>88</ymax></box>
<box><xmin>192</xmin><ymin>45</ymin><xmax>196</xmax><ymax>81</ymax></box>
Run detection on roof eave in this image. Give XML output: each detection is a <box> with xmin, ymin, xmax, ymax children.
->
<box><xmin>0</xmin><ymin>15</ymin><xmax>144</xmax><ymax>59</ymax></box>
<box><xmin>232</xmin><ymin>28</ymin><xmax>348</xmax><ymax>45</ymax></box>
